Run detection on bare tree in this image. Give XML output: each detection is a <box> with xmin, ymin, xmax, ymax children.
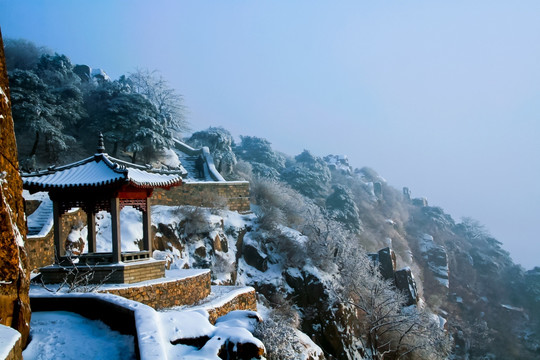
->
<box><xmin>337</xmin><ymin>252</ymin><xmax>451</xmax><ymax>359</ymax></box>
<box><xmin>40</xmin><ymin>255</ymin><xmax>116</xmax><ymax>293</ymax></box>
<box><xmin>128</xmin><ymin>68</ymin><xmax>189</xmax><ymax>136</ymax></box>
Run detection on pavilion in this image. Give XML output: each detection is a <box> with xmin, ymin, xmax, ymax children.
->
<box><xmin>22</xmin><ymin>135</ymin><xmax>187</xmax><ymax>283</ymax></box>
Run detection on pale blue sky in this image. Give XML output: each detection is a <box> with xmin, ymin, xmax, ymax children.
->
<box><xmin>1</xmin><ymin>0</ymin><xmax>539</xmax><ymax>269</ymax></box>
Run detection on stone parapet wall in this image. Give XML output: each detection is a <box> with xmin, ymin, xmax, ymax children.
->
<box><xmin>26</xmin><ymin>207</ymin><xmax>86</xmax><ymax>271</ymax></box>
<box><xmin>153</xmin><ymin>181</ymin><xmax>250</xmax><ymax>213</ymax></box>
<box><xmin>206</xmin><ymin>287</ymin><xmax>257</xmax><ymax>324</ymax></box>
<box><xmin>40</xmin><ymin>260</ymin><xmax>166</xmax><ymax>285</ymax></box>
<box><xmin>100</xmin><ymin>270</ymin><xmax>211</xmax><ymax>309</ymax></box>
<box><xmin>123</xmin><ymin>260</ymin><xmax>165</xmax><ymax>284</ymax></box>
<box><xmin>26</xmin><ymin>232</ymin><xmax>54</xmax><ymax>271</ymax></box>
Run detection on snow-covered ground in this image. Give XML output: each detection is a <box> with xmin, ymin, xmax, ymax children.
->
<box><xmin>23</xmin><ymin>311</ymin><xmax>136</xmax><ymax>360</ymax></box>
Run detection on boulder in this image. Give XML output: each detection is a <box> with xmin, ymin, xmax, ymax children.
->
<box><xmin>213</xmin><ymin>232</ymin><xmax>228</xmax><ymax>253</ymax></box>
<box><xmin>243</xmin><ymin>243</ymin><xmax>268</xmax><ymax>272</ymax></box>
<box><xmin>73</xmin><ymin>64</ymin><xmax>91</xmax><ymax>82</ymax></box>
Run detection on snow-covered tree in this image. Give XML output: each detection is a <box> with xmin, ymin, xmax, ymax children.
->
<box><xmin>281</xmin><ymin>150</ymin><xmax>331</xmax><ymax>199</ymax></box>
<box><xmin>4</xmin><ymin>38</ymin><xmax>51</xmax><ymax>71</ymax></box>
<box><xmin>9</xmin><ymin>53</ymin><xmax>85</xmax><ymax>163</ymax></box>
<box><xmin>326</xmin><ymin>184</ymin><xmax>362</xmax><ymax>232</ymax></box>
<box><xmin>234</xmin><ymin>136</ymin><xmax>286</xmax><ymax>180</ymax></box>
<box><xmin>85</xmin><ymin>83</ymin><xmax>172</xmax><ymax>163</ymax></box>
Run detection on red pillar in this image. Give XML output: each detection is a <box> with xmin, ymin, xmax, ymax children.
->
<box><xmin>86</xmin><ymin>209</ymin><xmax>96</xmax><ymax>253</ymax></box>
<box><xmin>52</xmin><ymin>201</ymin><xmax>63</xmax><ymax>262</ymax></box>
<box><xmin>110</xmin><ymin>198</ymin><xmax>121</xmax><ymax>263</ymax></box>
<box><xmin>142</xmin><ymin>197</ymin><xmax>152</xmax><ymax>256</ymax></box>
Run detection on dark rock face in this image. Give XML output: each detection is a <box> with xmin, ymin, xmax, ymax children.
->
<box><xmin>369</xmin><ymin>247</ymin><xmax>418</xmax><ymax>306</ymax></box>
<box><xmin>284</xmin><ymin>269</ymin><xmax>364</xmax><ymax>360</ymax></box>
<box><xmin>394</xmin><ymin>268</ymin><xmax>418</xmax><ymax>306</ymax></box>
<box><xmin>220</xmin><ymin>340</ymin><xmax>265</xmax><ymax>359</ymax></box>
<box><xmin>368</xmin><ymin>247</ymin><xmax>397</xmax><ymax>281</ymax></box>
<box><xmin>0</xmin><ymin>29</ymin><xmax>31</xmax><ymax>344</ymax></box>
<box><xmin>412</xmin><ymin>197</ymin><xmax>428</xmax><ymax>207</ymax></box>
<box><xmin>378</xmin><ymin>247</ymin><xmax>396</xmax><ymax>280</ymax></box>
<box><xmin>243</xmin><ymin>243</ymin><xmax>268</xmax><ymax>272</ymax></box>
<box><xmin>73</xmin><ymin>64</ymin><xmax>91</xmax><ymax>82</ymax></box>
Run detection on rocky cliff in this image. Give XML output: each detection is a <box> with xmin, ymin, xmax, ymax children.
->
<box><xmin>0</xmin><ymin>28</ymin><xmax>31</xmax><ymax>345</ymax></box>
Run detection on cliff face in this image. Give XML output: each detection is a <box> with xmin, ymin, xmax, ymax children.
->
<box><xmin>0</xmin><ymin>28</ymin><xmax>31</xmax><ymax>344</ymax></box>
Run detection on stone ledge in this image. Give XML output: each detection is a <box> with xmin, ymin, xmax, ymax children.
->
<box><xmin>188</xmin><ymin>286</ymin><xmax>257</xmax><ymax>324</ymax></box>
<box><xmin>0</xmin><ymin>325</ymin><xmax>22</xmax><ymax>360</ymax></box>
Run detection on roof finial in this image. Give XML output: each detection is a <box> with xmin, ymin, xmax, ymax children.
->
<box><xmin>97</xmin><ymin>132</ymin><xmax>105</xmax><ymax>153</ymax></box>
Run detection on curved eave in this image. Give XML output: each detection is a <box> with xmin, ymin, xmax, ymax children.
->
<box><xmin>127</xmin><ymin>177</ymin><xmax>183</xmax><ymax>190</ymax></box>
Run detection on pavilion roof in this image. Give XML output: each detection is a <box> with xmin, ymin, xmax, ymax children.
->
<box><xmin>22</xmin><ymin>152</ymin><xmax>187</xmax><ymax>193</ymax></box>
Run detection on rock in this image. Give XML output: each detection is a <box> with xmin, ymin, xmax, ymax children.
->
<box><xmin>220</xmin><ymin>339</ymin><xmax>265</xmax><ymax>359</ymax></box>
<box><xmin>213</xmin><ymin>232</ymin><xmax>228</xmax><ymax>253</ymax></box>
<box><xmin>378</xmin><ymin>247</ymin><xmax>396</xmax><ymax>280</ymax></box>
<box><xmin>368</xmin><ymin>247</ymin><xmax>396</xmax><ymax>281</ymax></box>
<box><xmin>91</xmin><ymin>68</ymin><xmax>110</xmax><ymax>82</ymax></box>
<box><xmin>243</xmin><ymin>243</ymin><xmax>268</xmax><ymax>272</ymax></box>
<box><xmin>73</xmin><ymin>64</ymin><xmax>91</xmax><ymax>82</ymax></box>
<box><xmin>373</xmin><ymin>182</ymin><xmax>383</xmax><ymax>199</ymax></box>
<box><xmin>65</xmin><ymin>225</ymin><xmax>85</xmax><ymax>256</ymax></box>
<box><xmin>394</xmin><ymin>268</ymin><xmax>418</xmax><ymax>306</ymax></box>
<box><xmin>152</xmin><ymin>223</ymin><xmax>183</xmax><ymax>253</ymax></box>
<box><xmin>0</xmin><ymin>30</ymin><xmax>31</xmax><ymax>345</ymax></box>
<box><xmin>419</xmin><ymin>234</ymin><xmax>449</xmax><ymax>288</ymax></box>
<box><xmin>323</xmin><ymin>154</ymin><xmax>353</xmax><ymax>175</ymax></box>
<box><xmin>195</xmin><ymin>245</ymin><xmax>207</xmax><ymax>258</ymax></box>
<box><xmin>403</xmin><ymin>187</ymin><xmax>411</xmax><ymax>201</ymax></box>
<box><xmin>412</xmin><ymin>197</ymin><xmax>428</xmax><ymax>207</ymax></box>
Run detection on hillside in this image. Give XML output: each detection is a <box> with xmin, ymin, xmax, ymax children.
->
<box><xmin>7</xmin><ymin>41</ymin><xmax>540</xmax><ymax>359</ymax></box>
<box><xmin>186</xmin><ymin>128</ymin><xmax>540</xmax><ymax>359</ymax></box>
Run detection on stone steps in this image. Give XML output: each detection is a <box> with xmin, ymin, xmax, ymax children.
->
<box><xmin>27</xmin><ymin>200</ymin><xmax>53</xmax><ymax>236</ymax></box>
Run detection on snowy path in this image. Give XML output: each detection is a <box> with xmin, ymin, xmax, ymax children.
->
<box><xmin>23</xmin><ymin>311</ymin><xmax>136</xmax><ymax>360</ymax></box>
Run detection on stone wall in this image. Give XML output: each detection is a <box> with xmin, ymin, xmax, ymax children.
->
<box><xmin>26</xmin><ymin>207</ymin><xmax>86</xmax><ymax>271</ymax></box>
<box><xmin>26</xmin><ymin>232</ymin><xmax>54</xmax><ymax>271</ymax></box>
<box><xmin>40</xmin><ymin>260</ymin><xmax>166</xmax><ymax>285</ymax></box>
<box><xmin>206</xmin><ymin>288</ymin><xmax>257</xmax><ymax>324</ymax></box>
<box><xmin>101</xmin><ymin>270</ymin><xmax>212</xmax><ymax>309</ymax></box>
<box><xmin>0</xmin><ymin>28</ymin><xmax>31</xmax><ymax>345</ymax></box>
<box><xmin>153</xmin><ymin>181</ymin><xmax>250</xmax><ymax>213</ymax></box>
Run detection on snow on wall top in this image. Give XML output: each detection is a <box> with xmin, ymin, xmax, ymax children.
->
<box><xmin>22</xmin><ymin>153</ymin><xmax>186</xmax><ymax>192</ymax></box>
<box><xmin>0</xmin><ymin>324</ymin><xmax>21</xmax><ymax>359</ymax></box>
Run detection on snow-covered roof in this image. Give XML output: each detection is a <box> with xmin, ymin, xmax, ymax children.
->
<box><xmin>22</xmin><ymin>152</ymin><xmax>187</xmax><ymax>192</ymax></box>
